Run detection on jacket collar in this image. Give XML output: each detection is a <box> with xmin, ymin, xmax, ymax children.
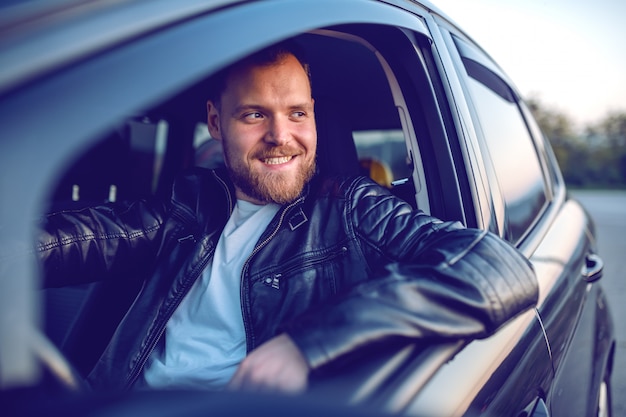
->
<box><xmin>211</xmin><ymin>167</ymin><xmax>312</xmax><ymax>231</ymax></box>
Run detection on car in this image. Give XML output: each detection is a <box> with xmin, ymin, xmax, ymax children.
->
<box><xmin>0</xmin><ymin>0</ymin><xmax>615</xmax><ymax>416</ymax></box>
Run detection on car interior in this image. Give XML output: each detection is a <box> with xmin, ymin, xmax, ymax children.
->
<box><xmin>40</xmin><ymin>25</ymin><xmax>456</xmax><ymax>388</ymax></box>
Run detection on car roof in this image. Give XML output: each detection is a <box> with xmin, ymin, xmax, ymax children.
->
<box><xmin>0</xmin><ymin>0</ymin><xmax>240</xmax><ymax>94</ymax></box>
<box><xmin>0</xmin><ymin>0</ymin><xmax>463</xmax><ymax>96</ymax></box>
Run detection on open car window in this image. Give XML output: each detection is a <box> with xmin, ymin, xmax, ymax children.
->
<box><xmin>39</xmin><ymin>22</ymin><xmax>457</xmax><ymax>392</ymax></box>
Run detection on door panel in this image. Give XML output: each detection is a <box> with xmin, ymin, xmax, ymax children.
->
<box><xmin>530</xmin><ymin>198</ymin><xmax>606</xmax><ymax>415</ymax></box>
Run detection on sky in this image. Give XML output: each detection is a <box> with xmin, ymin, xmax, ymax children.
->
<box><xmin>432</xmin><ymin>0</ymin><xmax>626</xmax><ymax>128</ymax></box>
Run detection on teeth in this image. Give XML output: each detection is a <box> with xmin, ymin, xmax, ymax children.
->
<box><xmin>263</xmin><ymin>156</ymin><xmax>292</xmax><ymax>165</ymax></box>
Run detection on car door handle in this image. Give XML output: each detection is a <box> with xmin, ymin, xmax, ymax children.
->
<box><xmin>582</xmin><ymin>253</ymin><xmax>603</xmax><ymax>283</ymax></box>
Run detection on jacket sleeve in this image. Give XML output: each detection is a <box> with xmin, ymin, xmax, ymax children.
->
<box><xmin>286</xmin><ymin>177</ymin><xmax>538</xmax><ymax>370</ymax></box>
<box><xmin>36</xmin><ymin>199</ymin><xmax>167</xmax><ymax>288</ymax></box>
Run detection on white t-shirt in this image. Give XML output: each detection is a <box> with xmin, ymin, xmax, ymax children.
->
<box><xmin>142</xmin><ymin>199</ymin><xmax>280</xmax><ymax>390</ymax></box>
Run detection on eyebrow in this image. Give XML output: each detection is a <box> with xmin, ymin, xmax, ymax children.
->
<box><xmin>232</xmin><ymin>104</ymin><xmax>263</xmax><ymax>114</ymax></box>
<box><xmin>232</xmin><ymin>102</ymin><xmax>313</xmax><ymax>115</ymax></box>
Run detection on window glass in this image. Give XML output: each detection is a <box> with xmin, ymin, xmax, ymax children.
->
<box><xmin>463</xmin><ymin>61</ymin><xmax>547</xmax><ymax>242</ymax></box>
<box><xmin>48</xmin><ymin>117</ymin><xmax>169</xmax><ymax>206</ymax></box>
<box><xmin>353</xmin><ymin>130</ymin><xmax>412</xmax><ymax>188</ymax></box>
<box><xmin>194</xmin><ymin>122</ymin><xmax>224</xmax><ymax>170</ymax></box>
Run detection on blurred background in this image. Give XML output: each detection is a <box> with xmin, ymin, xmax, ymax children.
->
<box><xmin>437</xmin><ymin>0</ymin><xmax>626</xmax><ymax>189</ymax></box>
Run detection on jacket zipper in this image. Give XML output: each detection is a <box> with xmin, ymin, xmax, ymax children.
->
<box><xmin>261</xmin><ymin>245</ymin><xmax>348</xmax><ymax>290</ymax></box>
<box><xmin>124</xmin><ymin>172</ymin><xmax>234</xmax><ymax>389</ymax></box>
<box><xmin>124</xmin><ymin>245</ymin><xmax>215</xmax><ymax>389</ymax></box>
<box><xmin>239</xmin><ymin>197</ymin><xmax>304</xmax><ymax>351</ymax></box>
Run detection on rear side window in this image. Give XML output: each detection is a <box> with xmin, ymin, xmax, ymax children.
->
<box><xmin>453</xmin><ymin>36</ymin><xmax>547</xmax><ymax>243</ymax></box>
<box><xmin>353</xmin><ymin>130</ymin><xmax>412</xmax><ymax>188</ymax></box>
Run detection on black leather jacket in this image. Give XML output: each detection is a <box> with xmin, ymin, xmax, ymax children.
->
<box><xmin>38</xmin><ymin>168</ymin><xmax>538</xmax><ymax>390</ymax></box>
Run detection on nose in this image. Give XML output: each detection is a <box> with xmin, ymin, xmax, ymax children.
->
<box><xmin>265</xmin><ymin>116</ymin><xmax>290</xmax><ymax>146</ymax></box>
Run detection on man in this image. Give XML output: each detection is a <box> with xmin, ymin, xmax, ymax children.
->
<box><xmin>37</xmin><ymin>42</ymin><xmax>538</xmax><ymax>394</ymax></box>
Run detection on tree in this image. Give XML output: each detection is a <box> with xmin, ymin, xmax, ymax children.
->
<box><xmin>526</xmin><ymin>97</ymin><xmax>585</xmax><ymax>186</ymax></box>
<box><xmin>527</xmin><ymin>97</ymin><xmax>626</xmax><ymax>188</ymax></box>
<box><xmin>587</xmin><ymin>112</ymin><xmax>626</xmax><ymax>186</ymax></box>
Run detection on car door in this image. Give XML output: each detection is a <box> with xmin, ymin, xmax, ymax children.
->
<box><xmin>429</xmin><ymin>12</ymin><xmax>613</xmax><ymax>417</ymax></box>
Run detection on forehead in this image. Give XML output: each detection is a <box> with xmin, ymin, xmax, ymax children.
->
<box><xmin>223</xmin><ymin>54</ymin><xmax>312</xmax><ymax>99</ymax></box>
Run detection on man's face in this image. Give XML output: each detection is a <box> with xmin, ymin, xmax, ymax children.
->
<box><xmin>206</xmin><ymin>54</ymin><xmax>316</xmax><ymax>205</ymax></box>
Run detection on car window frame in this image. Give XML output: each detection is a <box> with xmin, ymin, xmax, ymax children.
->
<box><xmin>336</xmin><ymin>23</ymin><xmax>474</xmax><ymax>224</ymax></box>
<box><xmin>436</xmin><ymin>27</ymin><xmax>558</xmax><ymax>245</ymax></box>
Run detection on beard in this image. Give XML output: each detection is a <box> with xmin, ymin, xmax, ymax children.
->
<box><xmin>223</xmin><ymin>142</ymin><xmax>316</xmax><ymax>205</ymax></box>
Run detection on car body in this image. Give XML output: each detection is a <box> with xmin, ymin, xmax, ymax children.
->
<box><xmin>0</xmin><ymin>0</ymin><xmax>615</xmax><ymax>416</ymax></box>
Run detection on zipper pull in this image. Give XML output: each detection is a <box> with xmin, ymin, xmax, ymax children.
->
<box><xmin>177</xmin><ymin>234</ymin><xmax>196</xmax><ymax>243</ymax></box>
<box><xmin>263</xmin><ymin>273</ymin><xmax>281</xmax><ymax>290</ymax></box>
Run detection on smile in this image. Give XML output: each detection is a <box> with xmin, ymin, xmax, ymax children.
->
<box><xmin>263</xmin><ymin>156</ymin><xmax>293</xmax><ymax>165</ymax></box>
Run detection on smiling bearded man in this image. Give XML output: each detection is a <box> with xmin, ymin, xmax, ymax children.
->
<box><xmin>35</xmin><ymin>41</ymin><xmax>538</xmax><ymax>395</ymax></box>
<box><xmin>206</xmin><ymin>49</ymin><xmax>317</xmax><ymax>205</ymax></box>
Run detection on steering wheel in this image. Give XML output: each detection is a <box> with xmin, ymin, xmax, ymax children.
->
<box><xmin>30</xmin><ymin>328</ymin><xmax>86</xmax><ymax>392</ymax></box>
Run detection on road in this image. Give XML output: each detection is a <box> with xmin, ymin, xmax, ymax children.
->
<box><xmin>571</xmin><ymin>190</ymin><xmax>626</xmax><ymax>417</ymax></box>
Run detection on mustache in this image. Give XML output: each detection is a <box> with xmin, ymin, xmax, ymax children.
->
<box><xmin>252</xmin><ymin>145</ymin><xmax>303</xmax><ymax>159</ymax></box>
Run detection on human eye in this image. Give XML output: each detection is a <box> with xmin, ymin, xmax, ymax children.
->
<box><xmin>290</xmin><ymin>110</ymin><xmax>307</xmax><ymax>120</ymax></box>
<box><xmin>243</xmin><ymin>111</ymin><xmax>263</xmax><ymax>121</ymax></box>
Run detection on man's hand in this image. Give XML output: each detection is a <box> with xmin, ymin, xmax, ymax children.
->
<box><xmin>228</xmin><ymin>333</ymin><xmax>309</xmax><ymax>394</ymax></box>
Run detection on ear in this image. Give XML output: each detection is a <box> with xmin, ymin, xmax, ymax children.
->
<box><xmin>206</xmin><ymin>100</ymin><xmax>222</xmax><ymax>140</ymax></box>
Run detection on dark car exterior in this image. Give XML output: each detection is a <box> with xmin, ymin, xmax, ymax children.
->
<box><xmin>0</xmin><ymin>1</ymin><xmax>614</xmax><ymax>416</ymax></box>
